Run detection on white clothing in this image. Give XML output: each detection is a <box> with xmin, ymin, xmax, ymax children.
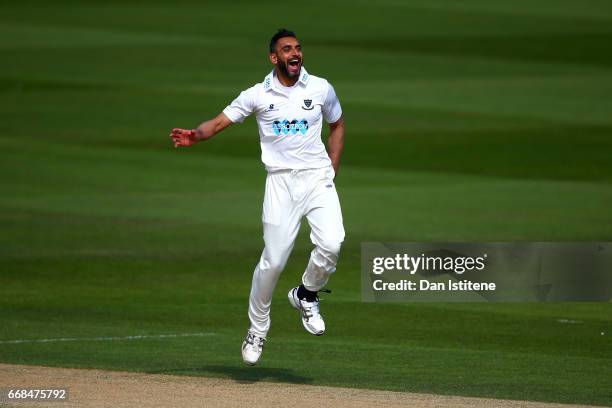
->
<box><xmin>223</xmin><ymin>67</ymin><xmax>342</xmax><ymax>172</ymax></box>
<box><xmin>221</xmin><ymin>68</ymin><xmax>345</xmax><ymax>338</ymax></box>
<box><xmin>248</xmin><ymin>166</ymin><xmax>345</xmax><ymax>337</ymax></box>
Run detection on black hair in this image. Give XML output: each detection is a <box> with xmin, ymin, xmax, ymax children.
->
<box><xmin>269</xmin><ymin>28</ymin><xmax>297</xmax><ymax>53</ymax></box>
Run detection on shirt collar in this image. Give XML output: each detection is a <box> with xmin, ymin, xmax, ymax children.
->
<box><xmin>298</xmin><ymin>67</ymin><xmax>310</xmax><ymax>86</ymax></box>
<box><xmin>263</xmin><ymin>67</ymin><xmax>310</xmax><ymax>92</ymax></box>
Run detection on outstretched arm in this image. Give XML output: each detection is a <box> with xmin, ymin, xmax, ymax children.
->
<box><xmin>170</xmin><ymin>113</ymin><xmax>233</xmax><ymax>148</ymax></box>
<box><xmin>327</xmin><ymin>116</ymin><xmax>345</xmax><ymax>177</ymax></box>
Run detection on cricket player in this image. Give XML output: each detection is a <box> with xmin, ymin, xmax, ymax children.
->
<box><xmin>170</xmin><ymin>29</ymin><xmax>345</xmax><ymax>366</ymax></box>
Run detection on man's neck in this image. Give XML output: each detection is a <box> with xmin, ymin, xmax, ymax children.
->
<box><xmin>275</xmin><ymin>69</ymin><xmax>299</xmax><ymax>87</ymax></box>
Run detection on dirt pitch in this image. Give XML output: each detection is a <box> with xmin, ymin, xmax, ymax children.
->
<box><xmin>0</xmin><ymin>364</ymin><xmax>601</xmax><ymax>408</ymax></box>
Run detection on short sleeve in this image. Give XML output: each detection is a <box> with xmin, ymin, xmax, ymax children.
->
<box><xmin>223</xmin><ymin>86</ymin><xmax>257</xmax><ymax>123</ymax></box>
<box><xmin>322</xmin><ymin>82</ymin><xmax>342</xmax><ymax>123</ymax></box>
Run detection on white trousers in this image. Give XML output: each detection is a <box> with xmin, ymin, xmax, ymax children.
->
<box><xmin>248</xmin><ymin>166</ymin><xmax>345</xmax><ymax>338</ymax></box>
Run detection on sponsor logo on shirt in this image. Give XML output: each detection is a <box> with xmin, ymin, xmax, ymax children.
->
<box><xmin>272</xmin><ymin>119</ymin><xmax>309</xmax><ymax>135</ymax></box>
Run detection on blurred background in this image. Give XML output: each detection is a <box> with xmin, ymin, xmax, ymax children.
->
<box><xmin>1</xmin><ymin>1</ymin><xmax>611</xmax><ymax>405</ymax></box>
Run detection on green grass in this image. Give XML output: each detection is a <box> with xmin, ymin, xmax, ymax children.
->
<box><xmin>1</xmin><ymin>0</ymin><xmax>611</xmax><ymax>406</ymax></box>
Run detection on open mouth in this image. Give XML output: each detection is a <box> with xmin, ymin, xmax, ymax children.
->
<box><xmin>288</xmin><ymin>58</ymin><xmax>301</xmax><ymax>73</ymax></box>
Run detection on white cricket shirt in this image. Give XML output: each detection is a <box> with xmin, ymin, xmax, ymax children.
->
<box><xmin>222</xmin><ymin>67</ymin><xmax>342</xmax><ymax>172</ymax></box>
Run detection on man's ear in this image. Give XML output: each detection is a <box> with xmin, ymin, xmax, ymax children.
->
<box><xmin>269</xmin><ymin>53</ymin><xmax>278</xmax><ymax>65</ymax></box>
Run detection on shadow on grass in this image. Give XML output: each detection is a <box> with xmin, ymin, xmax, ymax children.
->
<box><xmin>151</xmin><ymin>365</ymin><xmax>312</xmax><ymax>385</ymax></box>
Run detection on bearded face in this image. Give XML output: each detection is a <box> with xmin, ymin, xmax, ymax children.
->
<box><xmin>271</xmin><ymin>36</ymin><xmax>303</xmax><ymax>80</ymax></box>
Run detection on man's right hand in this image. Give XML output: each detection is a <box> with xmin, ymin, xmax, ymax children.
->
<box><xmin>170</xmin><ymin>114</ymin><xmax>233</xmax><ymax>147</ymax></box>
<box><xmin>170</xmin><ymin>128</ymin><xmax>199</xmax><ymax>148</ymax></box>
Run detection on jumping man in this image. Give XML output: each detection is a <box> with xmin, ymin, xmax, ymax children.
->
<box><xmin>170</xmin><ymin>29</ymin><xmax>345</xmax><ymax>366</ymax></box>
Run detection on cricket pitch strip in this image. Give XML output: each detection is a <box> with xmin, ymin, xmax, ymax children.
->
<box><xmin>0</xmin><ymin>364</ymin><xmax>601</xmax><ymax>408</ymax></box>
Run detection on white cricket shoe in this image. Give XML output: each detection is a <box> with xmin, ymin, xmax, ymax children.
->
<box><xmin>241</xmin><ymin>331</ymin><xmax>265</xmax><ymax>366</ymax></box>
<box><xmin>288</xmin><ymin>287</ymin><xmax>325</xmax><ymax>336</ymax></box>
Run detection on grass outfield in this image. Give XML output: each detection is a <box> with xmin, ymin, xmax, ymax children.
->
<box><xmin>1</xmin><ymin>0</ymin><xmax>612</xmax><ymax>406</ymax></box>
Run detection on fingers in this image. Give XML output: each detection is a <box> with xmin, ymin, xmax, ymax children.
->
<box><xmin>169</xmin><ymin>128</ymin><xmax>197</xmax><ymax>149</ymax></box>
<box><xmin>170</xmin><ymin>128</ymin><xmax>185</xmax><ymax>139</ymax></box>
<box><xmin>170</xmin><ymin>128</ymin><xmax>187</xmax><ymax>148</ymax></box>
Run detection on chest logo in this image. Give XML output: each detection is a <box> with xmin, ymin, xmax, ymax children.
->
<box><xmin>302</xmin><ymin>99</ymin><xmax>314</xmax><ymax>110</ymax></box>
<box><xmin>272</xmin><ymin>119</ymin><xmax>309</xmax><ymax>135</ymax></box>
<box><xmin>264</xmin><ymin>103</ymin><xmax>278</xmax><ymax>113</ymax></box>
